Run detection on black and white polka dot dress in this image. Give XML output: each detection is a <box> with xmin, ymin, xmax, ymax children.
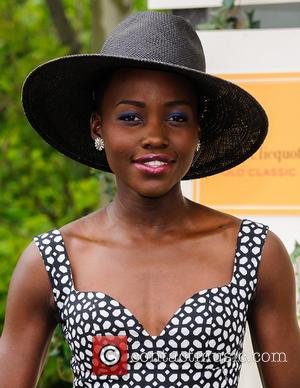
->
<box><xmin>33</xmin><ymin>218</ymin><xmax>269</xmax><ymax>388</ymax></box>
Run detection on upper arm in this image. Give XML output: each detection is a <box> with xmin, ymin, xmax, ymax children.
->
<box><xmin>248</xmin><ymin>229</ymin><xmax>300</xmax><ymax>388</ymax></box>
<box><xmin>0</xmin><ymin>240</ymin><xmax>58</xmax><ymax>388</ymax></box>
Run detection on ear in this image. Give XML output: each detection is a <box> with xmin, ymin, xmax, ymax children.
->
<box><xmin>90</xmin><ymin>112</ymin><xmax>103</xmax><ymax>139</ymax></box>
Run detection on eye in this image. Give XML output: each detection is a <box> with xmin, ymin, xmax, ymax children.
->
<box><xmin>117</xmin><ymin>111</ymin><xmax>142</xmax><ymax>123</ymax></box>
<box><xmin>167</xmin><ymin>112</ymin><xmax>188</xmax><ymax>122</ymax></box>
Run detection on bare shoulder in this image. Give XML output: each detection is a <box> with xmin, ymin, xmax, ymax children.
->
<box><xmin>11</xmin><ymin>239</ymin><xmax>55</xmax><ymax>313</ymax></box>
<box><xmin>254</xmin><ymin>228</ymin><xmax>295</xmax><ymax>300</ymax></box>
<box><xmin>265</xmin><ymin>228</ymin><xmax>291</xmax><ymax>263</ymax></box>
<box><xmin>248</xmin><ymin>224</ymin><xmax>297</xmax><ymax>326</ymax></box>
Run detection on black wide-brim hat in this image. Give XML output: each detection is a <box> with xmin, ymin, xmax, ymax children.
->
<box><xmin>22</xmin><ymin>11</ymin><xmax>268</xmax><ymax>180</ymax></box>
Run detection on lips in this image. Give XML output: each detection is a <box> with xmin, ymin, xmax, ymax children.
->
<box><xmin>132</xmin><ymin>153</ymin><xmax>175</xmax><ymax>175</ymax></box>
<box><xmin>133</xmin><ymin>153</ymin><xmax>175</xmax><ymax>164</ymax></box>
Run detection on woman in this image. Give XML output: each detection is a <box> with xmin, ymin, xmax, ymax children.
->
<box><xmin>0</xmin><ymin>11</ymin><xmax>299</xmax><ymax>388</ymax></box>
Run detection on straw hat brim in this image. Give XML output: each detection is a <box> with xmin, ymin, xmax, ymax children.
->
<box><xmin>22</xmin><ymin>54</ymin><xmax>268</xmax><ymax>180</ymax></box>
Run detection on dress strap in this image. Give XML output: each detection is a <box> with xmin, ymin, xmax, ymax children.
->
<box><xmin>33</xmin><ymin>229</ymin><xmax>73</xmax><ymax>310</ymax></box>
<box><xmin>233</xmin><ymin>219</ymin><xmax>269</xmax><ymax>300</ymax></box>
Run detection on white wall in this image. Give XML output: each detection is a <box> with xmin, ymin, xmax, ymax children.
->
<box><xmin>148</xmin><ymin>0</ymin><xmax>300</xmax><ymax>9</ymax></box>
<box><xmin>196</xmin><ymin>28</ymin><xmax>300</xmax><ymax>74</ymax></box>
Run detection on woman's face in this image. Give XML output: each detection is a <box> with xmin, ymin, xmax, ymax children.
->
<box><xmin>90</xmin><ymin>68</ymin><xmax>201</xmax><ymax>198</ymax></box>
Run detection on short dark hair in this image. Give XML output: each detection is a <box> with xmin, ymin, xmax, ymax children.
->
<box><xmin>92</xmin><ymin>69</ymin><xmax>116</xmax><ymax>114</ymax></box>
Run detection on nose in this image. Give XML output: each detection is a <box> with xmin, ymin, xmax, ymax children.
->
<box><xmin>141</xmin><ymin>122</ymin><xmax>169</xmax><ymax>150</ymax></box>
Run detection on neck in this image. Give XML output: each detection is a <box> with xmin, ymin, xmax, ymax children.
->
<box><xmin>105</xmin><ymin>182</ymin><xmax>191</xmax><ymax>237</ymax></box>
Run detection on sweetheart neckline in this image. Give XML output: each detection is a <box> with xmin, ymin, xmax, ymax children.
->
<box><xmin>71</xmin><ymin>281</ymin><xmax>235</xmax><ymax>338</ymax></box>
<box><xmin>55</xmin><ymin>219</ymin><xmax>245</xmax><ymax>338</ymax></box>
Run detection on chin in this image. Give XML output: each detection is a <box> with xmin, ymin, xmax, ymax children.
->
<box><xmin>135</xmin><ymin>180</ymin><xmax>179</xmax><ymax>199</ymax></box>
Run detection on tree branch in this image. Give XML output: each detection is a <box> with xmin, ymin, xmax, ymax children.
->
<box><xmin>45</xmin><ymin>0</ymin><xmax>82</xmax><ymax>54</ymax></box>
<box><xmin>90</xmin><ymin>0</ymin><xmax>132</xmax><ymax>51</ymax></box>
<box><xmin>32</xmin><ymin>195</ymin><xmax>59</xmax><ymax>226</ymax></box>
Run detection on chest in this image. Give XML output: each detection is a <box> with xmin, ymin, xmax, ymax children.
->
<box><xmin>51</xmin><ymin>234</ymin><xmax>239</xmax><ymax>337</ymax></box>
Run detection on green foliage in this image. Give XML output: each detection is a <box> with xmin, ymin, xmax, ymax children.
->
<box><xmin>132</xmin><ymin>0</ymin><xmax>170</xmax><ymax>14</ymax></box>
<box><xmin>246</xmin><ymin>9</ymin><xmax>261</xmax><ymax>29</ymax></box>
<box><xmin>36</xmin><ymin>326</ymin><xmax>74</xmax><ymax>387</ymax></box>
<box><xmin>45</xmin><ymin>326</ymin><xmax>74</xmax><ymax>384</ymax></box>
<box><xmin>132</xmin><ymin>0</ymin><xmax>148</xmax><ymax>12</ymax></box>
<box><xmin>290</xmin><ymin>241</ymin><xmax>300</xmax><ymax>265</ymax></box>
<box><xmin>0</xmin><ymin>0</ymin><xmax>114</xmax><ymax>386</ymax></box>
<box><xmin>197</xmin><ymin>0</ymin><xmax>260</xmax><ymax>30</ymax></box>
<box><xmin>223</xmin><ymin>0</ymin><xmax>235</xmax><ymax>9</ymax></box>
<box><xmin>290</xmin><ymin>241</ymin><xmax>300</xmax><ymax>321</ymax></box>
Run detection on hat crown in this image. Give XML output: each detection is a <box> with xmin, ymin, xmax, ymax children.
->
<box><xmin>100</xmin><ymin>11</ymin><xmax>206</xmax><ymax>72</ymax></box>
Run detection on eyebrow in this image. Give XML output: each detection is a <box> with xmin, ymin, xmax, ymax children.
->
<box><xmin>115</xmin><ymin>100</ymin><xmax>145</xmax><ymax>108</ymax></box>
<box><xmin>114</xmin><ymin>99</ymin><xmax>193</xmax><ymax>108</ymax></box>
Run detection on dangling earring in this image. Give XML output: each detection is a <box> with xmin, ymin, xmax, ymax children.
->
<box><xmin>94</xmin><ymin>136</ymin><xmax>105</xmax><ymax>151</ymax></box>
<box><xmin>196</xmin><ymin>140</ymin><xmax>201</xmax><ymax>153</ymax></box>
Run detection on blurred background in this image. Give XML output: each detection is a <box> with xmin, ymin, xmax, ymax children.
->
<box><xmin>1</xmin><ymin>1</ymin><xmax>299</xmax><ymax>387</ymax></box>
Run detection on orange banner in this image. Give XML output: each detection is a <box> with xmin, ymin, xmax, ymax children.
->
<box><xmin>193</xmin><ymin>73</ymin><xmax>300</xmax><ymax>215</ymax></box>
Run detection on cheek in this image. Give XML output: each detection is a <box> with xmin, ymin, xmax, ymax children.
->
<box><xmin>171</xmin><ymin>130</ymin><xmax>198</xmax><ymax>155</ymax></box>
<box><xmin>102</xmin><ymin>132</ymin><xmax>135</xmax><ymax>171</ymax></box>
